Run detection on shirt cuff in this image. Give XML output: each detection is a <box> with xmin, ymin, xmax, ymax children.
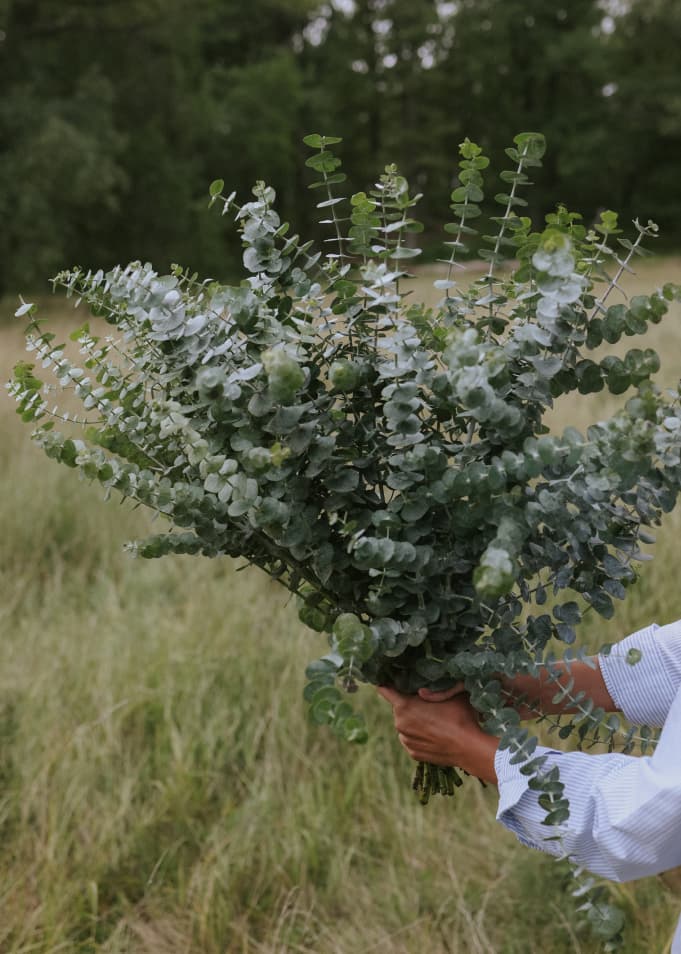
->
<box><xmin>495</xmin><ymin>745</ymin><xmax>561</xmax><ymax>809</ymax></box>
<box><xmin>598</xmin><ymin>622</ymin><xmax>677</xmax><ymax>727</ymax></box>
<box><xmin>494</xmin><ymin>744</ymin><xmax>564</xmax><ymax>849</ymax></box>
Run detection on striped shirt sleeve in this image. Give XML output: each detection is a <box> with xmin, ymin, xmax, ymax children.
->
<box><xmin>495</xmin><ymin>659</ymin><xmax>681</xmax><ymax>883</ymax></box>
<box><xmin>599</xmin><ymin>619</ymin><xmax>681</xmax><ymax>728</ymax></box>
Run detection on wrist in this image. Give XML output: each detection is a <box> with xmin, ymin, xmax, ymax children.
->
<box><xmin>453</xmin><ymin>728</ymin><xmax>499</xmax><ymax>785</ymax></box>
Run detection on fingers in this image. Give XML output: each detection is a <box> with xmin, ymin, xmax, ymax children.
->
<box><xmin>398</xmin><ymin>732</ymin><xmax>446</xmax><ymax>764</ymax></box>
<box><xmin>418</xmin><ymin>682</ymin><xmax>465</xmax><ymax>702</ymax></box>
<box><xmin>377</xmin><ymin>688</ymin><xmax>440</xmax><ymax>740</ymax></box>
<box><xmin>379</xmin><ymin>684</ymin><xmax>465</xmax><ymax>706</ymax></box>
<box><xmin>379</xmin><ymin>685</ymin><xmax>486</xmax><ymax>769</ymax></box>
<box><xmin>398</xmin><ymin>732</ymin><xmax>413</xmax><ymax>755</ymax></box>
<box><xmin>398</xmin><ymin>732</ymin><xmax>425</xmax><ymax>761</ymax></box>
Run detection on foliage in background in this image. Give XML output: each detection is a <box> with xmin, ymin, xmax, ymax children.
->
<box><xmin>1</xmin><ymin>0</ymin><xmax>681</xmax><ymax>293</ymax></box>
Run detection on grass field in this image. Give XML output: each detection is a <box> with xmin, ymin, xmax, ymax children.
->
<box><xmin>1</xmin><ymin>257</ymin><xmax>681</xmax><ymax>953</ymax></box>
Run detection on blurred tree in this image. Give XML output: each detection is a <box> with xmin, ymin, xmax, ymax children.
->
<box><xmin>428</xmin><ymin>0</ymin><xmax>612</xmax><ymax>225</ymax></box>
<box><xmin>300</xmin><ymin>1</ymin><xmax>456</xmax><ymax>239</ymax></box>
<box><xmin>0</xmin><ymin>0</ymin><xmax>678</xmax><ymax>294</ymax></box>
<box><xmin>173</xmin><ymin>0</ymin><xmax>318</xmax><ymax>273</ymax></box>
<box><xmin>0</xmin><ymin>0</ymin><xmax>193</xmax><ymax>289</ymax></box>
<box><xmin>0</xmin><ymin>64</ymin><xmax>126</xmax><ymax>290</ymax></box>
<box><xmin>0</xmin><ymin>0</ymin><xmax>316</xmax><ymax>291</ymax></box>
<box><xmin>603</xmin><ymin>0</ymin><xmax>681</xmax><ymax>238</ymax></box>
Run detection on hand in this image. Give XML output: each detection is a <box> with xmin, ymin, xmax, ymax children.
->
<box><xmin>418</xmin><ymin>681</ymin><xmax>465</xmax><ymax>702</ymax></box>
<box><xmin>377</xmin><ymin>686</ymin><xmax>499</xmax><ymax>784</ymax></box>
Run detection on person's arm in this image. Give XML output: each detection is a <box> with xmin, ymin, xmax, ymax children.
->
<box><xmin>496</xmin><ymin>682</ymin><xmax>681</xmax><ymax>881</ymax></box>
<box><xmin>497</xmin><ymin>657</ymin><xmax>614</xmax><ymax>720</ymax></box>
<box><xmin>380</xmin><ymin>682</ymin><xmax>681</xmax><ymax>883</ymax></box>
<box><xmin>512</xmin><ymin>619</ymin><xmax>681</xmax><ymax>727</ymax></box>
<box><xmin>421</xmin><ymin>619</ymin><xmax>681</xmax><ymax>729</ymax></box>
<box><xmin>418</xmin><ymin>659</ymin><xmax>614</xmax><ymax>721</ymax></box>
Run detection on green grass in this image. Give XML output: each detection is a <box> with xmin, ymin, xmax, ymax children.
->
<box><xmin>1</xmin><ymin>257</ymin><xmax>681</xmax><ymax>953</ymax></box>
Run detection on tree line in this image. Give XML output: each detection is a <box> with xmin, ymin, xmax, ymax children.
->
<box><xmin>1</xmin><ymin>0</ymin><xmax>679</xmax><ymax>294</ymax></box>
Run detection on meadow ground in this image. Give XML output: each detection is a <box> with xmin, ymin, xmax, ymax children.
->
<box><xmin>1</xmin><ymin>256</ymin><xmax>681</xmax><ymax>953</ymax></box>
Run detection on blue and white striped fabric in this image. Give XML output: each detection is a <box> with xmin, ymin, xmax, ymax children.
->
<box><xmin>495</xmin><ymin>619</ymin><xmax>681</xmax><ymax>952</ymax></box>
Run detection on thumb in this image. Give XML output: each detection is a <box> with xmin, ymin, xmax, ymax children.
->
<box><xmin>418</xmin><ymin>682</ymin><xmax>465</xmax><ymax>702</ymax></box>
<box><xmin>376</xmin><ymin>686</ymin><xmax>405</xmax><ymax>706</ymax></box>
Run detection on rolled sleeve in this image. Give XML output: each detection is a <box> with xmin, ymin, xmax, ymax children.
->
<box><xmin>599</xmin><ymin>620</ymin><xmax>681</xmax><ymax>728</ymax></box>
<box><xmin>495</xmin><ymin>685</ymin><xmax>681</xmax><ymax>883</ymax></box>
<box><xmin>495</xmin><ymin>744</ymin><xmax>566</xmax><ymax>853</ymax></box>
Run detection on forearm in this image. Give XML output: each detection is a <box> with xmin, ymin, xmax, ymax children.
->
<box><xmin>500</xmin><ymin>658</ymin><xmax>615</xmax><ymax>720</ymax></box>
<box><xmin>458</xmin><ymin>730</ymin><xmax>499</xmax><ymax>784</ymax></box>
<box><xmin>503</xmin><ymin>619</ymin><xmax>681</xmax><ymax>728</ymax></box>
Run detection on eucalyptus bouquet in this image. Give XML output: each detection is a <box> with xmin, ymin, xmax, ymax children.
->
<box><xmin>10</xmin><ymin>132</ymin><xmax>681</xmax><ymax>820</ymax></box>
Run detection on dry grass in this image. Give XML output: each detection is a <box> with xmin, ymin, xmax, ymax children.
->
<box><xmin>0</xmin><ymin>256</ymin><xmax>680</xmax><ymax>953</ymax></box>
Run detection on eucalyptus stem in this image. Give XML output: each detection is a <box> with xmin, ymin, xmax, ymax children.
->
<box><xmin>412</xmin><ymin>761</ymin><xmax>464</xmax><ymax>805</ymax></box>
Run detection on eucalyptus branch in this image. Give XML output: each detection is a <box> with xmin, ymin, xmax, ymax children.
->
<box><xmin>589</xmin><ymin>223</ymin><xmax>649</xmax><ymax>320</ymax></box>
<box><xmin>486</xmin><ymin>144</ymin><xmax>529</xmax><ymax>283</ymax></box>
<box><xmin>9</xmin><ymin>138</ymin><xmax>681</xmax><ymax>947</ymax></box>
